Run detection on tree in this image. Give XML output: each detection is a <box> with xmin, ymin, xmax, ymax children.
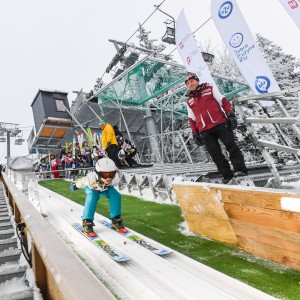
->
<box><xmin>256</xmin><ymin>33</ymin><xmax>300</xmax><ymax>89</ymax></box>
<box><xmin>210</xmin><ymin>46</ymin><xmax>245</xmax><ymax>84</ymax></box>
<box><xmin>137</xmin><ymin>23</ymin><xmax>167</xmax><ymax>59</ymax></box>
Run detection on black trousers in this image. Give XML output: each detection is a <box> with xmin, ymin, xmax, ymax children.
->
<box><xmin>201</xmin><ymin>123</ymin><xmax>247</xmax><ymax>180</ymax></box>
<box><xmin>125</xmin><ymin>155</ymin><xmax>138</xmax><ymax>166</ymax></box>
<box><xmin>106</xmin><ymin>144</ymin><xmax>122</xmax><ymax>168</ymax></box>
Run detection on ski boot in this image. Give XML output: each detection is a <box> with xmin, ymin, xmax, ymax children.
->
<box><xmin>222</xmin><ymin>176</ymin><xmax>234</xmax><ymax>184</ymax></box>
<box><xmin>82</xmin><ymin>219</ymin><xmax>97</xmax><ymax>237</ymax></box>
<box><xmin>111</xmin><ymin>215</ymin><xmax>128</xmax><ymax>233</ymax></box>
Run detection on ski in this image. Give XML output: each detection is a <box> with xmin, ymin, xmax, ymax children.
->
<box><xmin>99</xmin><ymin>220</ymin><xmax>172</xmax><ymax>256</ymax></box>
<box><xmin>72</xmin><ymin>223</ymin><xmax>131</xmax><ymax>263</ymax></box>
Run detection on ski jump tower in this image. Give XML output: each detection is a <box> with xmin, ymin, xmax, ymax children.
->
<box><xmin>27</xmin><ymin>89</ymin><xmax>73</xmax><ymax>155</ymax></box>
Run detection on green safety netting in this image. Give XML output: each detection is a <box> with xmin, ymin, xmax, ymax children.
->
<box><xmin>97</xmin><ymin>58</ymin><xmax>248</xmax><ymax>115</ymax></box>
<box><xmin>97</xmin><ymin>59</ymin><xmax>186</xmax><ymax>106</ymax></box>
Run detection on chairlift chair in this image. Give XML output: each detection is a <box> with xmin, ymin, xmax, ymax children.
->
<box><xmin>14</xmin><ymin>131</ymin><xmax>25</xmax><ymax>145</ymax></box>
<box><xmin>161</xmin><ymin>19</ymin><xmax>176</xmax><ymax>45</ymax></box>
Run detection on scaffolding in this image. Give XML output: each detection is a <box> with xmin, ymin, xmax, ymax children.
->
<box><xmin>65</xmin><ymin>40</ymin><xmax>300</xmax><ymax>188</ymax></box>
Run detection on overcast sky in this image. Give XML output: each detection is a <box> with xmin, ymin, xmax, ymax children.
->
<box><xmin>0</xmin><ymin>0</ymin><xmax>299</xmax><ymax>163</ymax></box>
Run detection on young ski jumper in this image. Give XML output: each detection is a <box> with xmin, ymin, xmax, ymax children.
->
<box><xmin>70</xmin><ymin>157</ymin><xmax>127</xmax><ymax>237</ymax></box>
<box><xmin>185</xmin><ymin>72</ymin><xmax>248</xmax><ymax>183</ymax></box>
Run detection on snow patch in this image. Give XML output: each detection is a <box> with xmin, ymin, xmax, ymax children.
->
<box><xmin>177</xmin><ymin>221</ymin><xmax>196</xmax><ymax>236</ymax></box>
<box><xmin>172</xmin><ymin>176</ymin><xmax>184</xmax><ymax>183</ymax></box>
<box><xmin>285</xmin><ymin>160</ymin><xmax>297</xmax><ymax>166</ymax></box>
<box><xmin>55</xmin><ymin>273</ymin><xmax>62</xmax><ymax>284</ymax></box>
<box><xmin>0</xmin><ymin>276</ymin><xmax>28</xmax><ymax>295</ymax></box>
<box><xmin>281</xmin><ymin>197</ymin><xmax>300</xmax><ymax>213</ymax></box>
<box><xmin>214</xmin><ymin>190</ymin><xmax>222</xmax><ymax>203</ymax></box>
<box><xmin>40</xmin><ymin>246</ymin><xmax>47</xmax><ymax>258</ymax></box>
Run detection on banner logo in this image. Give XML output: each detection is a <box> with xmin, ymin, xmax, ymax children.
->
<box><xmin>255</xmin><ymin>76</ymin><xmax>271</xmax><ymax>94</ymax></box>
<box><xmin>229</xmin><ymin>32</ymin><xmax>243</xmax><ymax>48</ymax></box>
<box><xmin>218</xmin><ymin>1</ymin><xmax>233</xmax><ymax>19</ymax></box>
<box><xmin>176</xmin><ymin>10</ymin><xmax>217</xmax><ymax>89</ymax></box>
<box><xmin>288</xmin><ymin>0</ymin><xmax>298</xmax><ymax>9</ymax></box>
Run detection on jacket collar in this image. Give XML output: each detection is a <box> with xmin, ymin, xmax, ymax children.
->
<box><xmin>186</xmin><ymin>83</ymin><xmax>206</xmax><ymax>97</ymax></box>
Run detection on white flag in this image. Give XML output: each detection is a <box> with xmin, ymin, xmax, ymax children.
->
<box><xmin>279</xmin><ymin>0</ymin><xmax>300</xmax><ymax>30</ymax></box>
<box><xmin>175</xmin><ymin>10</ymin><xmax>217</xmax><ymax>88</ymax></box>
<box><xmin>211</xmin><ymin>0</ymin><xmax>281</xmax><ymax>94</ymax></box>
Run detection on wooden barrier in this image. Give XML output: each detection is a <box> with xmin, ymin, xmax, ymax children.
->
<box><xmin>173</xmin><ymin>182</ymin><xmax>300</xmax><ymax>271</ymax></box>
<box><xmin>2</xmin><ymin>173</ymin><xmax>114</xmax><ymax>300</ymax></box>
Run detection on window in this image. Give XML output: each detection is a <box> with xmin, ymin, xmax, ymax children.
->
<box><xmin>55</xmin><ymin>100</ymin><xmax>65</xmax><ymax>112</ymax></box>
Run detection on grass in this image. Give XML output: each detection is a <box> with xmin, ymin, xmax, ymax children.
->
<box><xmin>39</xmin><ymin>179</ymin><xmax>300</xmax><ymax>299</ymax></box>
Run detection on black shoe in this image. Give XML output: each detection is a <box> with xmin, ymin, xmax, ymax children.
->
<box><xmin>82</xmin><ymin>219</ymin><xmax>96</xmax><ymax>237</ymax></box>
<box><xmin>234</xmin><ymin>171</ymin><xmax>247</xmax><ymax>177</ymax></box>
<box><xmin>222</xmin><ymin>177</ymin><xmax>234</xmax><ymax>184</ymax></box>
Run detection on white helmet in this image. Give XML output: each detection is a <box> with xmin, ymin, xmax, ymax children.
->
<box><xmin>95</xmin><ymin>158</ymin><xmax>116</xmax><ymax>172</ymax></box>
<box><xmin>91</xmin><ymin>152</ymin><xmax>98</xmax><ymax>160</ymax></box>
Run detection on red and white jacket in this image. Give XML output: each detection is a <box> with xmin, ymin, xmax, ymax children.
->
<box><xmin>186</xmin><ymin>83</ymin><xmax>234</xmax><ymax>133</ymax></box>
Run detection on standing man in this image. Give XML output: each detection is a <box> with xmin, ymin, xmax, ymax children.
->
<box><xmin>185</xmin><ymin>72</ymin><xmax>247</xmax><ymax>184</ymax></box>
<box><xmin>99</xmin><ymin>120</ymin><xmax>122</xmax><ymax>167</ymax></box>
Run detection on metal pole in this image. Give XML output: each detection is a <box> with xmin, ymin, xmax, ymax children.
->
<box><xmin>86</xmin><ymin>103</ymin><xmax>103</xmax><ymax>123</ymax></box>
<box><xmin>118</xmin><ymin>105</ymin><xmax>133</xmax><ymax>141</ymax></box>
<box><xmin>136</xmin><ymin>67</ymin><xmax>161</xmax><ymax>162</ymax></box>
<box><xmin>161</xmin><ymin>96</ymin><xmax>164</xmax><ymax>163</ymax></box>
<box><xmin>172</xmin><ymin>97</ymin><xmax>175</xmax><ymax>162</ymax></box>
<box><xmin>63</xmin><ymin>105</ymin><xmax>89</xmax><ymax>136</ymax></box>
<box><xmin>7</xmin><ymin>131</ymin><xmax>10</xmax><ymax>170</ymax></box>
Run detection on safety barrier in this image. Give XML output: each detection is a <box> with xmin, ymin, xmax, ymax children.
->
<box><xmin>173</xmin><ymin>182</ymin><xmax>300</xmax><ymax>271</ymax></box>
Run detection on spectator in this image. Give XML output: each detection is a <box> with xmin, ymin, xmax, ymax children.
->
<box><xmin>99</xmin><ymin>120</ymin><xmax>122</xmax><ymax>167</ymax></box>
<box><xmin>113</xmin><ymin>125</ymin><xmax>123</xmax><ymax>139</ymax></box>
<box><xmin>39</xmin><ymin>157</ymin><xmax>49</xmax><ymax>179</ymax></box>
<box><xmin>122</xmin><ymin>139</ymin><xmax>138</xmax><ymax>167</ymax></box>
<box><xmin>50</xmin><ymin>153</ymin><xmax>60</xmax><ymax>178</ymax></box>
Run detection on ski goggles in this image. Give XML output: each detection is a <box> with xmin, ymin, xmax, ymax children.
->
<box><xmin>98</xmin><ymin>171</ymin><xmax>116</xmax><ymax>179</ymax></box>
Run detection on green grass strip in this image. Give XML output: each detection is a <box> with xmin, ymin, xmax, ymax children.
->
<box><xmin>39</xmin><ymin>179</ymin><xmax>300</xmax><ymax>299</ymax></box>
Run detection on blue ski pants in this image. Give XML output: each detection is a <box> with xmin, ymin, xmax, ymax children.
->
<box><xmin>82</xmin><ymin>186</ymin><xmax>121</xmax><ymax>221</ymax></box>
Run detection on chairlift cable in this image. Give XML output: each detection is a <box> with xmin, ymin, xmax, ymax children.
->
<box><xmin>167</xmin><ymin>16</ymin><xmax>212</xmax><ymax>56</ymax></box>
<box><xmin>99</xmin><ymin>0</ymin><xmax>167</xmax><ymax>81</ymax></box>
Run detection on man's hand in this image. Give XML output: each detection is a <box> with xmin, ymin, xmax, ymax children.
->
<box><xmin>70</xmin><ymin>182</ymin><xmax>78</xmax><ymax>191</ymax></box>
<box><xmin>193</xmin><ymin>132</ymin><xmax>204</xmax><ymax>146</ymax></box>
<box><xmin>226</xmin><ymin>112</ymin><xmax>237</xmax><ymax>130</ymax></box>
